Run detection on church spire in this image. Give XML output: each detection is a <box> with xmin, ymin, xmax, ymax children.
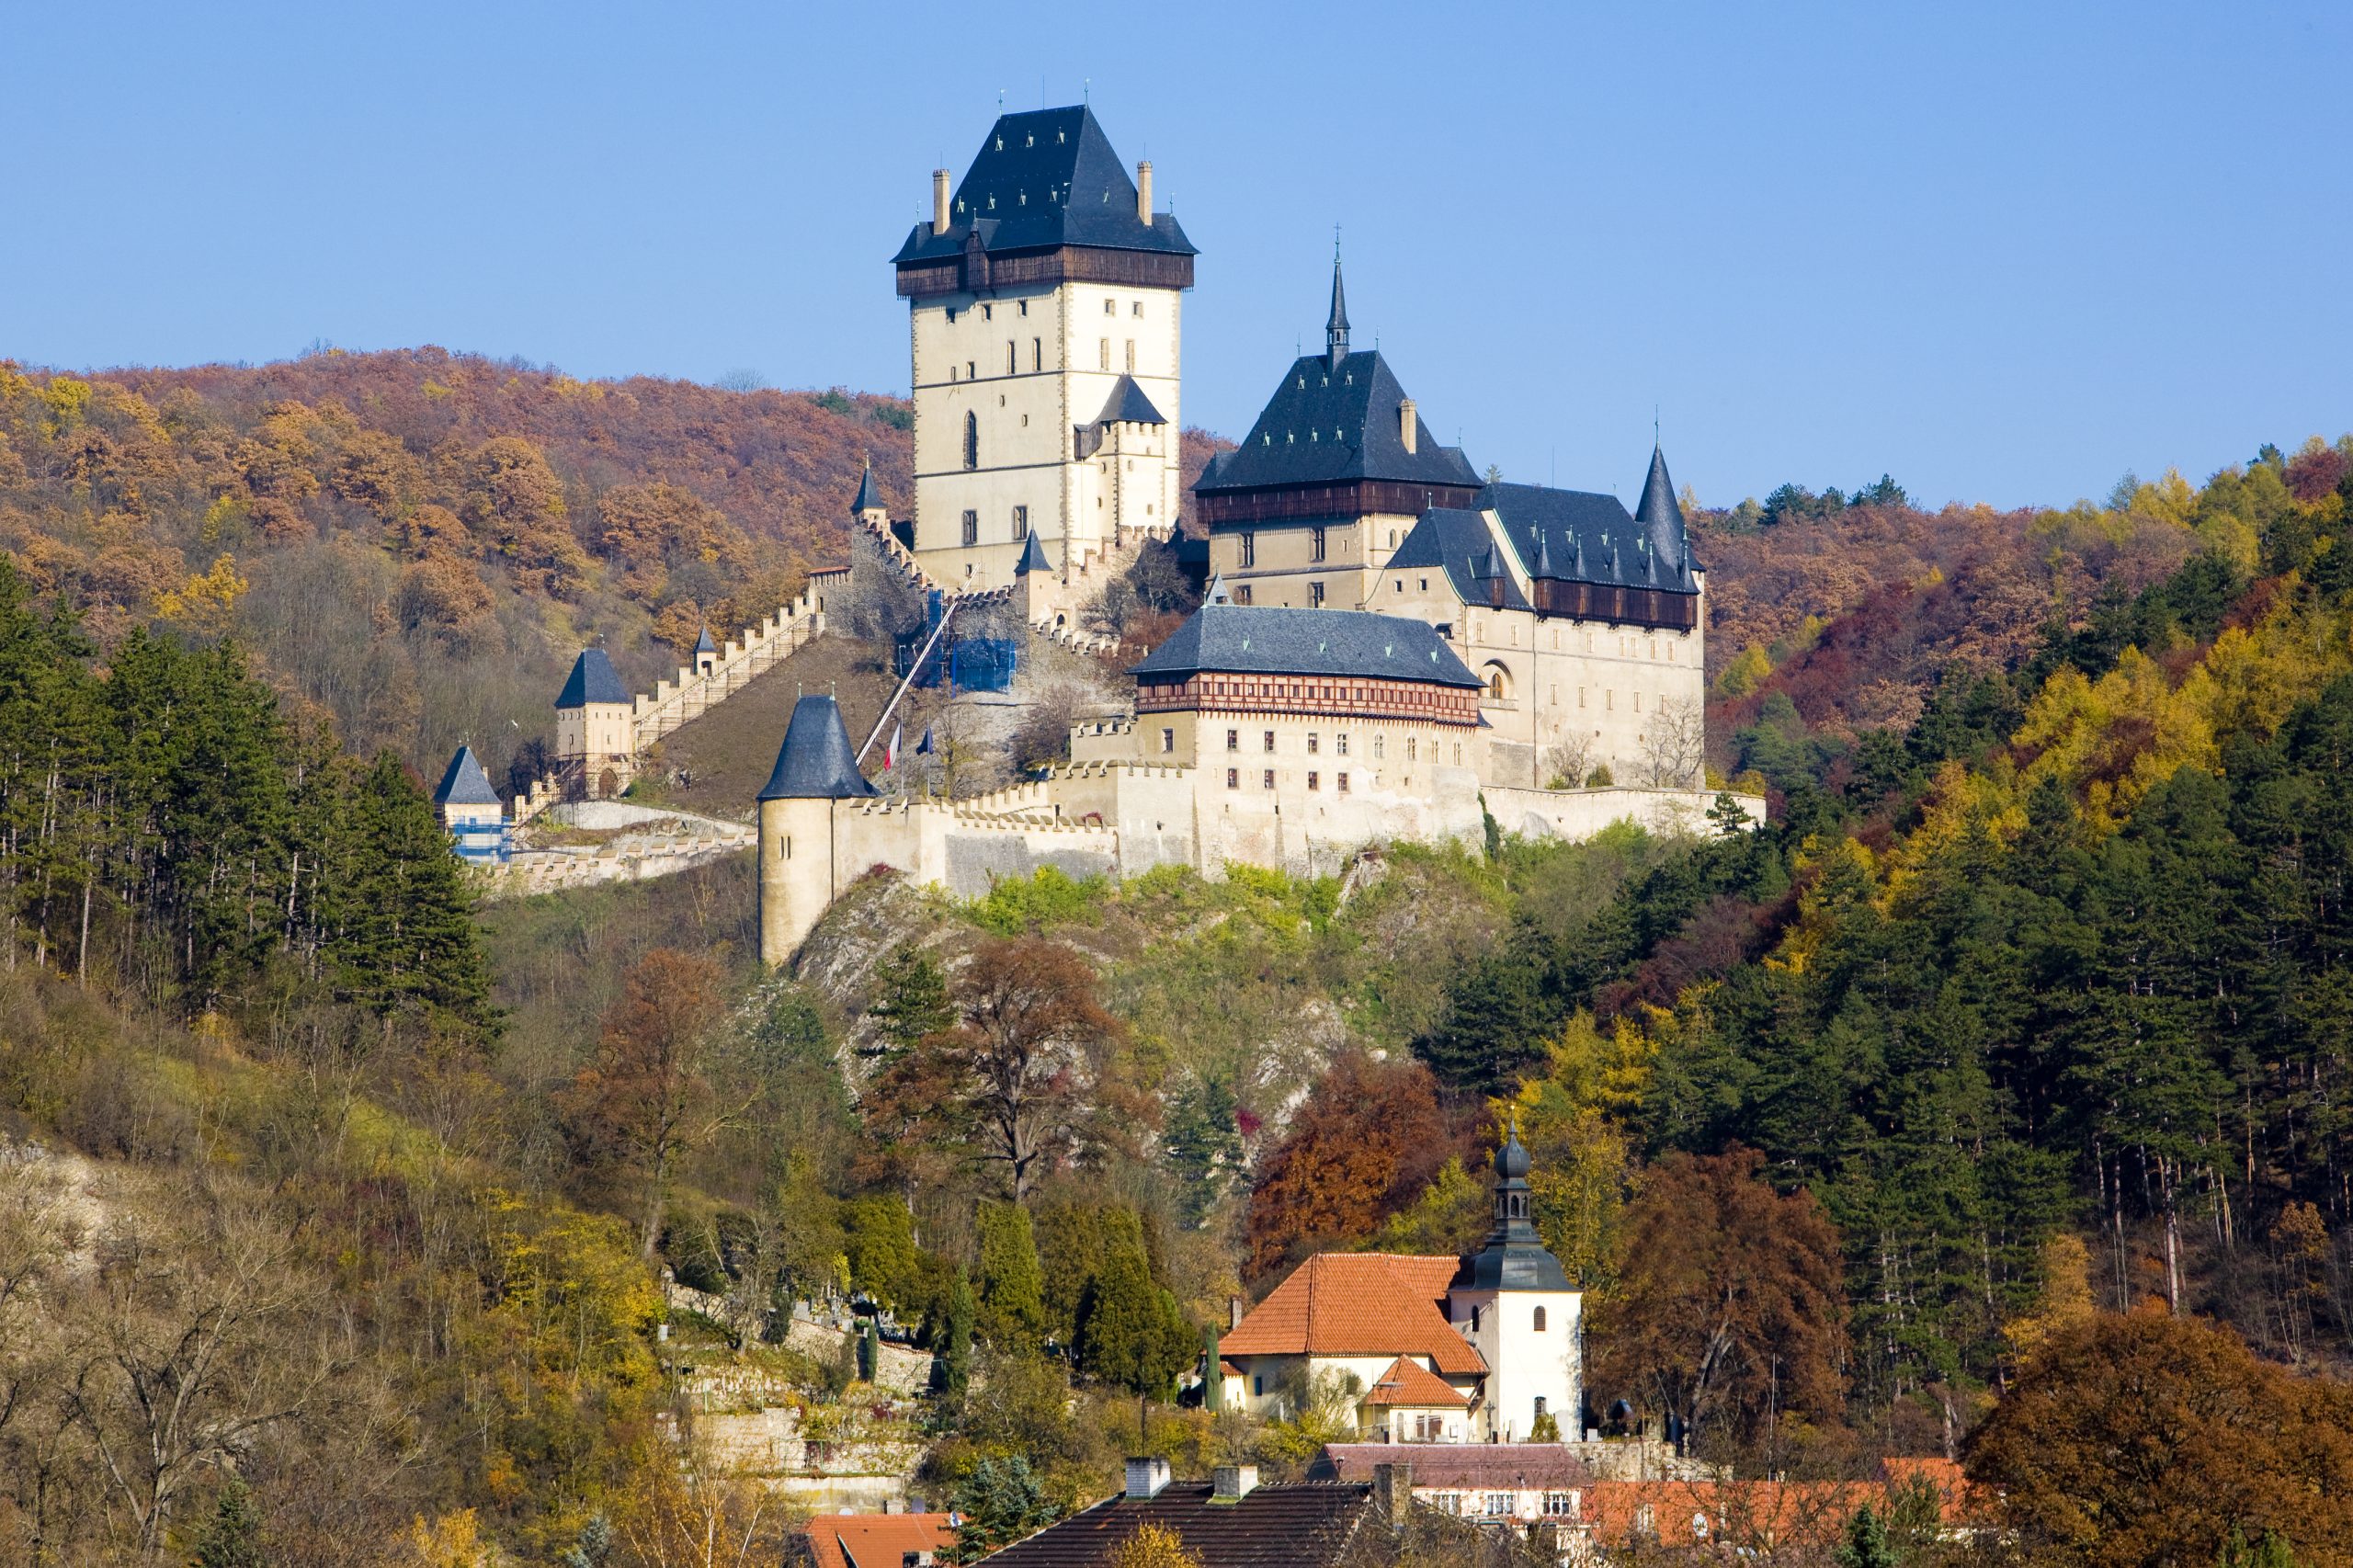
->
<box><xmin>1325</xmin><ymin>236</ymin><xmax>1349</xmax><ymax>370</ymax></box>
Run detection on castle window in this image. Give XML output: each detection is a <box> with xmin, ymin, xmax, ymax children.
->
<box><xmin>1105</xmin><ymin>298</ymin><xmax>1117</xmax><ymax>315</ymax></box>
<box><xmin>1226</xmin><ymin>729</ymin><xmax>1239</xmax><ymax>752</ymax></box>
<box><xmin>1099</xmin><ymin>338</ymin><xmax>1110</xmax><ymax>369</ymax></box>
<box><xmin>945</xmin><ymin>306</ymin><xmax>958</xmax><ymax>323</ymax></box>
<box><xmin>966</xmin><ymin>361</ymin><xmax>975</xmax><ymax>381</ymax></box>
<box><xmin>1262</xmin><ymin>769</ymin><xmax>1275</xmax><ymax>790</ymax></box>
<box><xmin>1308</xmin><ymin>770</ymin><xmax>1319</xmax><ymax>791</ymax></box>
<box><xmin>948</xmin><ymin>364</ymin><xmax>958</xmax><ymax>382</ymax></box>
<box><xmin>1226</xmin><ymin>768</ymin><xmax>1239</xmax><ymax>790</ymax></box>
<box><xmin>1419</xmin><ymin>578</ymin><xmax>1428</xmax><ymax>591</ymax></box>
<box><xmin>1239</xmin><ymin>533</ymin><xmax>1256</xmax><ymax>568</ymax></box>
<box><xmin>1307</xmin><ymin>733</ymin><xmax>1319</xmax><ymax>755</ymax></box>
<box><xmin>1032</xmin><ymin>337</ymin><xmax>1042</xmax><ymax>371</ymax></box>
<box><xmin>1374</xmin><ymin>734</ymin><xmax>1385</xmax><ymax>759</ymax></box>
<box><xmin>1470</xmin><ymin>1305</ymin><xmax>1482</xmax><ymax>1334</ymax></box>
<box><xmin>1012</xmin><ymin>506</ymin><xmax>1029</xmax><ymax>540</ymax></box>
<box><xmin>1125</xmin><ymin>340</ymin><xmax>1136</xmax><ymax>371</ymax></box>
<box><xmin>1018</xmin><ymin>300</ymin><xmax>1028</xmax><ymax>316</ymax></box>
<box><xmin>1534</xmin><ymin>1307</ymin><xmax>1548</xmax><ymax>1333</ymax></box>
<box><xmin>1234</xmin><ymin>585</ymin><xmax>1252</xmax><ymax>604</ymax></box>
<box><xmin>982</xmin><ymin>302</ymin><xmax>993</xmax><ymax>320</ymax></box>
<box><xmin>1131</xmin><ymin>300</ymin><xmax>1143</xmax><ymax>317</ymax></box>
<box><xmin>1310</xmin><ymin>581</ymin><xmax>1324</xmax><ymax>608</ymax></box>
<box><xmin>961</xmin><ymin>509</ymin><xmax>978</xmax><ymax>547</ymax></box>
<box><xmin>1336</xmin><ymin>771</ymin><xmax>1349</xmax><ymax>793</ymax></box>
<box><xmin>1161</xmin><ymin>728</ymin><xmax>1175</xmax><ymax>754</ymax></box>
<box><xmin>1006</xmin><ymin>342</ymin><xmax>1017</xmax><ymax>374</ymax></box>
<box><xmin>1336</xmin><ymin>733</ymin><xmax>1348</xmax><ymax>756</ymax></box>
<box><xmin>1263</xmin><ymin>731</ymin><xmax>1276</xmax><ymax>753</ymax></box>
<box><xmin>963</xmin><ymin>413</ymin><xmax>979</xmax><ymax>471</ymax></box>
<box><xmin>1408</xmin><ymin>737</ymin><xmax>1418</xmax><ymax>762</ymax></box>
<box><xmin>1311</xmin><ymin>526</ymin><xmax>1326</xmax><ymax>562</ymax></box>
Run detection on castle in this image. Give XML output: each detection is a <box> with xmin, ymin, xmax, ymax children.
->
<box><xmin>750</xmin><ymin>107</ymin><xmax>1758</xmax><ymax>964</ymax></box>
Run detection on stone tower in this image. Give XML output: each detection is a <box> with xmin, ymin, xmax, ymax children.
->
<box><xmin>756</xmin><ymin>694</ymin><xmax>877</xmax><ymax>965</ymax></box>
<box><xmin>890</xmin><ymin>106</ymin><xmax>1196</xmax><ymax>592</ymax></box>
<box><xmin>553</xmin><ymin>648</ymin><xmax>634</xmax><ymax>800</ymax></box>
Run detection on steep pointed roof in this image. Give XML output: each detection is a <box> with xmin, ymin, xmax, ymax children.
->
<box><xmin>1531</xmin><ymin>528</ymin><xmax>1556</xmax><ymax>580</ymax></box>
<box><xmin>891</xmin><ymin>106</ymin><xmax>1196</xmax><ymax>265</ymax></box>
<box><xmin>555</xmin><ymin>648</ymin><xmax>630</xmax><ymax>709</ymax></box>
<box><xmin>1014</xmin><ymin>530</ymin><xmax>1054</xmax><ymax>575</ymax></box>
<box><xmin>1325</xmin><ymin>252</ymin><xmax>1350</xmax><ymax>367</ymax></box>
<box><xmin>694</xmin><ymin>626</ymin><xmax>716</xmax><ymax>656</ymax></box>
<box><xmin>757</xmin><ymin>695</ymin><xmax>878</xmax><ymax>801</ymax></box>
<box><xmin>1363</xmin><ymin>1356</ymin><xmax>1475</xmax><ymax>1408</ymax></box>
<box><xmin>1193</xmin><ymin>349</ymin><xmax>1480</xmax><ymax>495</ymax></box>
<box><xmin>433</xmin><ymin>744</ymin><xmax>501</xmax><ymax>807</ymax></box>
<box><xmin>1097</xmin><ymin>374</ymin><xmax>1167</xmax><ymax>426</ymax></box>
<box><xmin>849</xmin><ymin>459</ymin><xmax>884</xmax><ymax>517</ymax></box>
<box><xmin>1634</xmin><ymin>445</ymin><xmax>1687</xmax><ymax>573</ymax></box>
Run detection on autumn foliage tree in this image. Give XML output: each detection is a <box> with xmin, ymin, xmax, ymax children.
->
<box><xmin>1244</xmin><ymin>1054</ymin><xmax>1451</xmax><ymax>1280</ymax></box>
<box><xmin>560</xmin><ymin>949</ymin><xmax>749</xmax><ymax>1256</ymax></box>
<box><xmin>1966</xmin><ymin>1309</ymin><xmax>2353</xmax><ymax>1568</ymax></box>
<box><xmin>1588</xmin><ymin>1147</ymin><xmax>1847</xmax><ymax>1449</ymax></box>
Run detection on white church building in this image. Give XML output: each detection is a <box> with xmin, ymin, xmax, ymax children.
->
<box><xmin>1216</xmin><ymin>1127</ymin><xmax>1582</xmax><ymax>1445</ymax></box>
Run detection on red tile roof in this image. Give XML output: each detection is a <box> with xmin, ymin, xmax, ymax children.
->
<box><xmin>1362</xmin><ymin>1357</ymin><xmax>1474</xmax><ymax>1408</ymax></box>
<box><xmin>1221</xmin><ymin>1255</ymin><xmax>1484</xmax><ymax>1376</ymax></box>
<box><xmin>804</xmin><ymin>1513</ymin><xmax>956</xmax><ymax>1568</ymax></box>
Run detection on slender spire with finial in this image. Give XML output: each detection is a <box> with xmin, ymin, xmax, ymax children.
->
<box><xmin>1325</xmin><ymin>228</ymin><xmax>1350</xmax><ymax>371</ymax></box>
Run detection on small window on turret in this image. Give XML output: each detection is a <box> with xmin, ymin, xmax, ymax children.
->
<box><xmin>1534</xmin><ymin>1307</ymin><xmax>1548</xmax><ymax>1333</ymax></box>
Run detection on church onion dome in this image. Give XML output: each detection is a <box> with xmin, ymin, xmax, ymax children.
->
<box><xmin>1634</xmin><ymin>444</ymin><xmax>1688</xmax><ymax>574</ymax></box>
<box><xmin>1014</xmin><ymin>530</ymin><xmax>1054</xmax><ymax>575</ymax></box>
<box><xmin>433</xmin><ymin>744</ymin><xmax>501</xmax><ymax>808</ymax></box>
<box><xmin>892</xmin><ymin>105</ymin><xmax>1196</xmax><ymax>265</ymax></box>
<box><xmin>849</xmin><ymin>459</ymin><xmax>884</xmax><ymax>517</ymax></box>
<box><xmin>1097</xmin><ymin>374</ymin><xmax>1167</xmax><ymax>426</ymax></box>
<box><xmin>1452</xmin><ymin>1118</ymin><xmax>1573</xmax><ymax>1293</ymax></box>
<box><xmin>555</xmin><ymin>648</ymin><xmax>630</xmax><ymax>709</ymax></box>
<box><xmin>757</xmin><ymin>694</ymin><xmax>877</xmax><ymax>801</ymax></box>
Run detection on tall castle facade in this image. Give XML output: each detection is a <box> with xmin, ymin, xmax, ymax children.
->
<box><xmin>755</xmin><ymin>108</ymin><xmax>1757</xmax><ymax>965</ymax></box>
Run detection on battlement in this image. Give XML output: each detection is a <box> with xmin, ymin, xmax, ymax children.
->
<box><xmin>631</xmin><ymin>585</ymin><xmax>827</xmax><ymax>752</ymax></box>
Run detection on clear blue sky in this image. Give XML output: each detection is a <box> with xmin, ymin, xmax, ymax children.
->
<box><xmin>5</xmin><ymin>1</ymin><xmax>2347</xmax><ymax>510</ymax></box>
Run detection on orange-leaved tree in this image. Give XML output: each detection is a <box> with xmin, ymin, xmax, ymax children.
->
<box><xmin>1244</xmin><ymin>1053</ymin><xmax>1450</xmax><ymax>1281</ymax></box>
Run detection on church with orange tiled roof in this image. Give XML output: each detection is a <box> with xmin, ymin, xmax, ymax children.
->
<box><xmin>1213</xmin><ymin>1126</ymin><xmax>1582</xmax><ymax>1445</ymax></box>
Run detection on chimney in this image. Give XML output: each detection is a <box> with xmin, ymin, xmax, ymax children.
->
<box><xmin>1228</xmin><ymin>1295</ymin><xmax>1245</xmax><ymax>1332</ymax></box>
<box><xmin>904</xmin><ymin>1554</ymin><xmax>936</xmax><ymax>1567</ymax></box>
<box><xmin>1373</xmin><ymin>1461</ymin><xmax>1414</xmax><ymax>1526</ymax></box>
<box><xmin>1399</xmin><ymin>398</ymin><xmax>1418</xmax><ymax>455</ymax></box>
<box><xmin>933</xmin><ymin>168</ymin><xmax>951</xmax><ymax>234</ymax></box>
<box><xmin>1125</xmin><ymin>1456</ymin><xmax>1172</xmax><ymax>1501</ymax></box>
<box><xmin>1211</xmin><ymin>1464</ymin><xmax>1259</xmax><ymax>1503</ymax></box>
<box><xmin>1136</xmin><ymin>160</ymin><xmax>1154</xmax><ymax>223</ymax></box>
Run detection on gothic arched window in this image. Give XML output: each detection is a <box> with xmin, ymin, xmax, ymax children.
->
<box><xmin>963</xmin><ymin>411</ymin><xmax>979</xmax><ymax>471</ymax></box>
<box><xmin>1533</xmin><ymin>1306</ymin><xmax>1548</xmax><ymax>1333</ymax></box>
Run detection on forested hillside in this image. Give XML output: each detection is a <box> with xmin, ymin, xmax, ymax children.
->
<box><xmin>6</xmin><ymin>351</ymin><xmax>2353</xmax><ymax>1564</ymax></box>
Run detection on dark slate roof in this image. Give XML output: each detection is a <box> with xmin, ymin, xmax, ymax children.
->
<box><xmin>757</xmin><ymin>695</ymin><xmax>878</xmax><ymax>801</ymax></box>
<box><xmin>1313</xmin><ymin>1445</ymin><xmax>1595</xmax><ymax>1488</ymax></box>
<box><xmin>1129</xmin><ymin>604</ymin><xmax>1483</xmax><ymax>688</ymax></box>
<box><xmin>1478</xmin><ymin>481</ymin><xmax>1698</xmax><ymax>594</ymax></box>
<box><xmin>972</xmin><ymin>1482</ymin><xmax>1373</xmax><ymax>1568</ymax></box>
<box><xmin>1387</xmin><ymin>508</ymin><xmax>1532</xmax><ymax>611</ymax></box>
<box><xmin>849</xmin><ymin>460</ymin><xmax>884</xmax><ymax>516</ymax></box>
<box><xmin>1453</xmin><ymin>1127</ymin><xmax>1573</xmax><ymax>1293</ymax></box>
<box><xmin>892</xmin><ymin>106</ymin><xmax>1196</xmax><ymax>265</ymax></box>
<box><xmin>694</xmin><ymin>626</ymin><xmax>716</xmax><ymax>655</ymax></box>
<box><xmin>1097</xmin><ymin>373</ymin><xmax>1167</xmax><ymax>426</ymax></box>
<box><xmin>1015</xmin><ymin>531</ymin><xmax>1054</xmax><ymax>574</ymax></box>
<box><xmin>1194</xmin><ymin>350</ymin><xmax>1481</xmax><ymax>495</ymax></box>
<box><xmin>433</xmin><ymin>744</ymin><xmax>501</xmax><ymax>807</ymax></box>
<box><xmin>555</xmin><ymin>648</ymin><xmax>631</xmax><ymax>708</ymax></box>
<box><xmin>1634</xmin><ymin>444</ymin><xmax>1688</xmax><ymax>572</ymax></box>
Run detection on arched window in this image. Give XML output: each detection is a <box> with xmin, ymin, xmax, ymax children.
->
<box><xmin>963</xmin><ymin>411</ymin><xmax>979</xmax><ymax>470</ymax></box>
<box><xmin>1533</xmin><ymin>1306</ymin><xmax>1548</xmax><ymax>1333</ymax></box>
<box><xmin>1484</xmin><ymin>662</ymin><xmax>1511</xmax><ymax>702</ymax></box>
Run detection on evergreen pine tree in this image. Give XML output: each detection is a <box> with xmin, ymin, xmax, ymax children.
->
<box><xmin>974</xmin><ymin>1200</ymin><xmax>1045</xmax><ymax>1347</ymax></box>
<box><xmin>865</xmin><ymin>942</ymin><xmax>951</xmax><ymax>1062</ymax></box>
<box><xmin>949</xmin><ymin>1456</ymin><xmax>1058</xmax><ymax>1562</ymax></box>
<box><xmin>192</xmin><ymin>1476</ymin><xmax>267</xmax><ymax>1568</ymax></box>
<box><xmin>1074</xmin><ymin>1221</ymin><xmax>1195</xmax><ymax>1396</ymax></box>
<box><xmin>1836</xmin><ymin>1502</ymin><xmax>1895</xmax><ymax>1568</ymax></box>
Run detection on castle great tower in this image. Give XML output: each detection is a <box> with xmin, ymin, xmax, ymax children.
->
<box><xmin>891</xmin><ymin>107</ymin><xmax>1196</xmax><ymax>592</ymax></box>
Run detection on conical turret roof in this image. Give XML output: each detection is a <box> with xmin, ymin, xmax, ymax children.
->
<box><xmin>849</xmin><ymin>459</ymin><xmax>884</xmax><ymax>517</ymax></box>
<box><xmin>757</xmin><ymin>695</ymin><xmax>877</xmax><ymax>801</ymax></box>
<box><xmin>1635</xmin><ymin>445</ymin><xmax>1686</xmax><ymax>572</ymax></box>
<box><xmin>1014</xmin><ymin>531</ymin><xmax>1054</xmax><ymax>575</ymax></box>
<box><xmin>1325</xmin><ymin>251</ymin><xmax>1350</xmax><ymax>368</ymax></box>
